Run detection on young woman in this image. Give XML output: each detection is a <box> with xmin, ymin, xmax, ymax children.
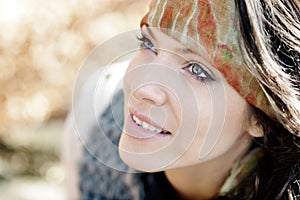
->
<box><xmin>69</xmin><ymin>0</ymin><xmax>300</xmax><ymax>199</ymax></box>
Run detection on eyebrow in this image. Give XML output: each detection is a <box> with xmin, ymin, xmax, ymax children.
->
<box><xmin>144</xmin><ymin>26</ymin><xmax>196</xmax><ymax>55</ymax></box>
<box><xmin>174</xmin><ymin>47</ymin><xmax>196</xmax><ymax>56</ymax></box>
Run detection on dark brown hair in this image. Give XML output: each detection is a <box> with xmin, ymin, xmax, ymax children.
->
<box><xmin>229</xmin><ymin>0</ymin><xmax>300</xmax><ymax>199</ymax></box>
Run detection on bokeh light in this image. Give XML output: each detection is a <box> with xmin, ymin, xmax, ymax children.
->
<box><xmin>0</xmin><ymin>0</ymin><xmax>150</xmax><ymax>199</ymax></box>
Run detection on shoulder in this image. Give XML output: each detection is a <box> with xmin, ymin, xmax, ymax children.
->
<box><xmin>62</xmin><ymin>60</ymin><xmax>130</xmax><ymax>199</ymax></box>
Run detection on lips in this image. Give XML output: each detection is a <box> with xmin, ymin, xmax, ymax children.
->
<box><xmin>123</xmin><ymin>108</ymin><xmax>171</xmax><ymax>139</ymax></box>
<box><xmin>132</xmin><ymin>114</ymin><xmax>171</xmax><ymax>135</ymax></box>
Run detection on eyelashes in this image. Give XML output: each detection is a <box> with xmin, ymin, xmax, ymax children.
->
<box><xmin>136</xmin><ymin>34</ymin><xmax>214</xmax><ymax>82</ymax></box>
<box><xmin>183</xmin><ymin>61</ymin><xmax>214</xmax><ymax>82</ymax></box>
<box><xmin>136</xmin><ymin>34</ymin><xmax>157</xmax><ymax>54</ymax></box>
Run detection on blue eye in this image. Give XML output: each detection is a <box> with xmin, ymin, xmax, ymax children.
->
<box><xmin>137</xmin><ymin>35</ymin><xmax>157</xmax><ymax>54</ymax></box>
<box><xmin>185</xmin><ymin>62</ymin><xmax>214</xmax><ymax>82</ymax></box>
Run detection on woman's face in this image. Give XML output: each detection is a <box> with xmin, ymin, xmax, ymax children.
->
<box><xmin>119</xmin><ymin>27</ymin><xmax>254</xmax><ymax>172</ymax></box>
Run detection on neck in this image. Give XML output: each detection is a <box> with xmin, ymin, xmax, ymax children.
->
<box><xmin>164</xmin><ymin>136</ymin><xmax>252</xmax><ymax>199</ymax></box>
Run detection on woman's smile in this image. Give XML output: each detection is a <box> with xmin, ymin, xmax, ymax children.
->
<box><xmin>132</xmin><ymin>114</ymin><xmax>171</xmax><ymax>135</ymax></box>
<box><xmin>123</xmin><ymin>107</ymin><xmax>172</xmax><ymax>140</ymax></box>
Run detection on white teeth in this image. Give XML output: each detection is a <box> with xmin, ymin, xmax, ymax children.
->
<box><xmin>133</xmin><ymin>115</ymin><xmax>142</xmax><ymax>126</ymax></box>
<box><xmin>149</xmin><ymin>126</ymin><xmax>156</xmax><ymax>132</ymax></box>
<box><xmin>142</xmin><ymin>122</ymin><xmax>149</xmax><ymax>129</ymax></box>
<box><xmin>133</xmin><ymin>115</ymin><xmax>164</xmax><ymax>133</ymax></box>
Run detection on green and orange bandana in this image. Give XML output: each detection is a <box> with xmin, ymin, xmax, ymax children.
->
<box><xmin>140</xmin><ymin>0</ymin><xmax>275</xmax><ymax>118</ymax></box>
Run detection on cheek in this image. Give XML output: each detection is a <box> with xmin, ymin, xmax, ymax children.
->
<box><xmin>204</xmin><ymin>87</ymin><xmax>250</xmax><ymax>156</ymax></box>
<box><xmin>171</xmin><ymin>87</ymin><xmax>214</xmax><ymax>162</ymax></box>
<box><xmin>222</xmin><ymin>86</ymin><xmax>249</xmax><ymax>136</ymax></box>
<box><xmin>179</xmin><ymin>83</ymin><xmax>248</xmax><ymax>162</ymax></box>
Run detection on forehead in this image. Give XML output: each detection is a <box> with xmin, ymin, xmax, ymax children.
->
<box><xmin>142</xmin><ymin>26</ymin><xmax>209</xmax><ymax>59</ymax></box>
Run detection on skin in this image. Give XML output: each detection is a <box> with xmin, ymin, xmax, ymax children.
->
<box><xmin>119</xmin><ymin>26</ymin><xmax>261</xmax><ymax>199</ymax></box>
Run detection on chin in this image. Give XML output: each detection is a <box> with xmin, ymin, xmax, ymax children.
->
<box><xmin>118</xmin><ymin>147</ymin><xmax>158</xmax><ymax>172</ymax></box>
<box><xmin>118</xmin><ymin>134</ymin><xmax>175</xmax><ymax>172</ymax></box>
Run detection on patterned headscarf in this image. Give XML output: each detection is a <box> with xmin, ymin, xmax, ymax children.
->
<box><xmin>140</xmin><ymin>0</ymin><xmax>275</xmax><ymax>118</ymax></box>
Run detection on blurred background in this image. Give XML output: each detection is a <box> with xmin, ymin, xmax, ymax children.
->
<box><xmin>0</xmin><ymin>0</ymin><xmax>150</xmax><ymax>199</ymax></box>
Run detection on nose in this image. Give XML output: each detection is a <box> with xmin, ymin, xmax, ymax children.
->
<box><xmin>132</xmin><ymin>83</ymin><xmax>167</xmax><ymax>106</ymax></box>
